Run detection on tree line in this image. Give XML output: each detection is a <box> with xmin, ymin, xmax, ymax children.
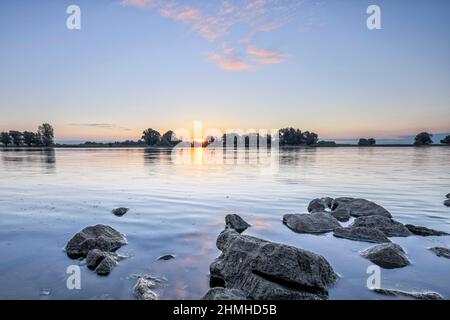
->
<box><xmin>0</xmin><ymin>123</ymin><xmax>54</xmax><ymax>147</ymax></box>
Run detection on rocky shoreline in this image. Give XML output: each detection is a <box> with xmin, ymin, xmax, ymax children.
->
<box><xmin>64</xmin><ymin>196</ymin><xmax>449</xmax><ymax>300</ymax></box>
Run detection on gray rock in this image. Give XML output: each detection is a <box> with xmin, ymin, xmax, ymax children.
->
<box><xmin>112</xmin><ymin>207</ymin><xmax>129</xmax><ymax>217</ymax></box>
<box><xmin>225</xmin><ymin>214</ymin><xmax>250</xmax><ymax>233</ymax></box>
<box><xmin>330</xmin><ymin>208</ymin><xmax>351</xmax><ymax>222</ymax></box>
<box><xmin>86</xmin><ymin>249</ymin><xmax>109</xmax><ymax>270</ymax></box>
<box><xmin>95</xmin><ymin>255</ymin><xmax>117</xmax><ymax>276</ymax></box>
<box><xmin>158</xmin><ymin>254</ymin><xmax>175</xmax><ymax>261</ymax></box>
<box><xmin>283</xmin><ymin>212</ymin><xmax>341</xmax><ymax>234</ymax></box>
<box><xmin>372</xmin><ymin>288</ymin><xmax>443</xmax><ymax>300</ymax></box>
<box><xmin>209</xmin><ymin>229</ymin><xmax>338</xmax><ymax>300</ymax></box>
<box><xmin>307</xmin><ymin>198</ymin><xmax>333</xmax><ymax>212</ymax></box>
<box><xmin>332</xmin><ymin>198</ymin><xmax>392</xmax><ymax>218</ymax></box>
<box><xmin>133</xmin><ymin>277</ymin><xmax>157</xmax><ymax>300</ymax></box>
<box><xmin>65</xmin><ymin>225</ymin><xmax>127</xmax><ymax>259</ymax></box>
<box><xmin>351</xmin><ymin>216</ymin><xmax>412</xmax><ymax>237</ymax></box>
<box><xmin>446</xmin><ymin>193</ymin><xmax>450</xmax><ymax>199</ymax></box>
<box><xmin>360</xmin><ymin>243</ymin><xmax>410</xmax><ymax>269</ymax></box>
<box><xmin>405</xmin><ymin>224</ymin><xmax>449</xmax><ymax>236</ymax></box>
<box><xmin>429</xmin><ymin>247</ymin><xmax>450</xmax><ymax>259</ymax></box>
<box><xmin>202</xmin><ymin>288</ymin><xmax>248</xmax><ymax>300</ymax></box>
<box><xmin>444</xmin><ymin>199</ymin><xmax>450</xmax><ymax>207</ymax></box>
<box><xmin>333</xmin><ymin>227</ymin><xmax>391</xmax><ymax>243</ymax></box>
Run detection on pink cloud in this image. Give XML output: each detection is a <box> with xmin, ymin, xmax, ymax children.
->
<box><xmin>208</xmin><ymin>52</ymin><xmax>253</xmax><ymax>71</ymax></box>
<box><xmin>247</xmin><ymin>46</ymin><xmax>286</xmax><ymax>64</ymax></box>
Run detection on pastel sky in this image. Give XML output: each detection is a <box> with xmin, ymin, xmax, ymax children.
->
<box><xmin>0</xmin><ymin>0</ymin><xmax>449</xmax><ymax>142</ymax></box>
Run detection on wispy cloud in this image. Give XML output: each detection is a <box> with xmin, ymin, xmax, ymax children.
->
<box><xmin>120</xmin><ymin>0</ymin><xmax>310</xmax><ymax>71</ymax></box>
<box><xmin>69</xmin><ymin>123</ymin><xmax>131</xmax><ymax>131</ymax></box>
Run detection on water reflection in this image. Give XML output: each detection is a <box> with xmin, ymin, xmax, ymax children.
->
<box><xmin>0</xmin><ymin>148</ymin><xmax>56</xmax><ymax>174</ymax></box>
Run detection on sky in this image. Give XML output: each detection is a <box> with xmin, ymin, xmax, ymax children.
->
<box><xmin>0</xmin><ymin>0</ymin><xmax>449</xmax><ymax>142</ymax></box>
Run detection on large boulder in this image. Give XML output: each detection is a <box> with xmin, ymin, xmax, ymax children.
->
<box><xmin>208</xmin><ymin>229</ymin><xmax>338</xmax><ymax>300</ymax></box>
<box><xmin>65</xmin><ymin>225</ymin><xmax>127</xmax><ymax>259</ymax></box>
<box><xmin>307</xmin><ymin>198</ymin><xmax>333</xmax><ymax>212</ymax></box>
<box><xmin>405</xmin><ymin>224</ymin><xmax>449</xmax><ymax>237</ymax></box>
<box><xmin>333</xmin><ymin>227</ymin><xmax>391</xmax><ymax>243</ymax></box>
<box><xmin>372</xmin><ymin>288</ymin><xmax>443</xmax><ymax>300</ymax></box>
<box><xmin>351</xmin><ymin>216</ymin><xmax>412</xmax><ymax>237</ymax></box>
<box><xmin>283</xmin><ymin>212</ymin><xmax>341</xmax><ymax>234</ymax></box>
<box><xmin>332</xmin><ymin>198</ymin><xmax>392</xmax><ymax>218</ymax></box>
<box><xmin>202</xmin><ymin>288</ymin><xmax>248</xmax><ymax>300</ymax></box>
<box><xmin>360</xmin><ymin>243</ymin><xmax>410</xmax><ymax>269</ymax></box>
<box><xmin>133</xmin><ymin>277</ymin><xmax>157</xmax><ymax>300</ymax></box>
<box><xmin>225</xmin><ymin>214</ymin><xmax>250</xmax><ymax>233</ymax></box>
<box><xmin>429</xmin><ymin>247</ymin><xmax>450</xmax><ymax>259</ymax></box>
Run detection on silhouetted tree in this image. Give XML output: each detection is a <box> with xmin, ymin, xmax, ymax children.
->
<box><xmin>22</xmin><ymin>131</ymin><xmax>36</xmax><ymax>147</ymax></box>
<box><xmin>414</xmin><ymin>132</ymin><xmax>433</xmax><ymax>145</ymax></box>
<box><xmin>38</xmin><ymin>123</ymin><xmax>54</xmax><ymax>147</ymax></box>
<box><xmin>279</xmin><ymin>128</ymin><xmax>318</xmax><ymax>146</ymax></box>
<box><xmin>0</xmin><ymin>132</ymin><xmax>12</xmax><ymax>147</ymax></box>
<box><xmin>358</xmin><ymin>138</ymin><xmax>376</xmax><ymax>146</ymax></box>
<box><xmin>142</xmin><ymin>128</ymin><xmax>161</xmax><ymax>146</ymax></box>
<box><xmin>303</xmin><ymin>131</ymin><xmax>319</xmax><ymax>145</ymax></box>
<box><xmin>160</xmin><ymin>130</ymin><xmax>180</xmax><ymax>146</ymax></box>
<box><xmin>440</xmin><ymin>135</ymin><xmax>450</xmax><ymax>145</ymax></box>
<box><xmin>9</xmin><ymin>130</ymin><xmax>23</xmax><ymax>146</ymax></box>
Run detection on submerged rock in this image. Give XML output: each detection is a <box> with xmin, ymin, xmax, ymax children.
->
<box><xmin>65</xmin><ymin>224</ymin><xmax>127</xmax><ymax>259</ymax></box>
<box><xmin>429</xmin><ymin>247</ymin><xmax>450</xmax><ymax>259</ymax></box>
<box><xmin>360</xmin><ymin>243</ymin><xmax>410</xmax><ymax>269</ymax></box>
<box><xmin>405</xmin><ymin>224</ymin><xmax>449</xmax><ymax>236</ymax></box>
<box><xmin>112</xmin><ymin>207</ymin><xmax>129</xmax><ymax>217</ymax></box>
<box><xmin>283</xmin><ymin>212</ymin><xmax>341</xmax><ymax>234</ymax></box>
<box><xmin>307</xmin><ymin>198</ymin><xmax>333</xmax><ymax>213</ymax></box>
<box><xmin>332</xmin><ymin>198</ymin><xmax>392</xmax><ymax>218</ymax></box>
<box><xmin>330</xmin><ymin>208</ymin><xmax>351</xmax><ymax>222</ymax></box>
<box><xmin>351</xmin><ymin>216</ymin><xmax>412</xmax><ymax>237</ymax></box>
<box><xmin>133</xmin><ymin>277</ymin><xmax>157</xmax><ymax>300</ymax></box>
<box><xmin>444</xmin><ymin>199</ymin><xmax>450</xmax><ymax>207</ymax></box>
<box><xmin>372</xmin><ymin>288</ymin><xmax>443</xmax><ymax>300</ymax></box>
<box><xmin>208</xmin><ymin>229</ymin><xmax>338</xmax><ymax>300</ymax></box>
<box><xmin>225</xmin><ymin>214</ymin><xmax>250</xmax><ymax>233</ymax></box>
<box><xmin>202</xmin><ymin>288</ymin><xmax>248</xmax><ymax>300</ymax></box>
<box><xmin>333</xmin><ymin>227</ymin><xmax>391</xmax><ymax>243</ymax></box>
<box><xmin>158</xmin><ymin>254</ymin><xmax>175</xmax><ymax>261</ymax></box>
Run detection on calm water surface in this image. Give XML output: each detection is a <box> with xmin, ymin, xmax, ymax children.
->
<box><xmin>0</xmin><ymin>147</ymin><xmax>449</xmax><ymax>300</ymax></box>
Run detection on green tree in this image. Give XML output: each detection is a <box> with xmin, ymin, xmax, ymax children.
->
<box><xmin>22</xmin><ymin>131</ymin><xmax>36</xmax><ymax>146</ymax></box>
<box><xmin>0</xmin><ymin>132</ymin><xmax>12</xmax><ymax>147</ymax></box>
<box><xmin>38</xmin><ymin>123</ymin><xmax>54</xmax><ymax>147</ymax></box>
<box><xmin>9</xmin><ymin>130</ymin><xmax>23</xmax><ymax>146</ymax></box>
<box><xmin>142</xmin><ymin>128</ymin><xmax>161</xmax><ymax>146</ymax></box>
<box><xmin>414</xmin><ymin>132</ymin><xmax>433</xmax><ymax>145</ymax></box>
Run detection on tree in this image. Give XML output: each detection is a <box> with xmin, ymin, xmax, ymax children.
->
<box><xmin>160</xmin><ymin>130</ymin><xmax>180</xmax><ymax>146</ymax></box>
<box><xmin>279</xmin><ymin>128</ymin><xmax>318</xmax><ymax>146</ymax></box>
<box><xmin>142</xmin><ymin>128</ymin><xmax>161</xmax><ymax>146</ymax></box>
<box><xmin>358</xmin><ymin>138</ymin><xmax>376</xmax><ymax>146</ymax></box>
<box><xmin>9</xmin><ymin>130</ymin><xmax>23</xmax><ymax>146</ymax></box>
<box><xmin>303</xmin><ymin>131</ymin><xmax>319</xmax><ymax>145</ymax></box>
<box><xmin>0</xmin><ymin>132</ymin><xmax>12</xmax><ymax>147</ymax></box>
<box><xmin>440</xmin><ymin>135</ymin><xmax>450</xmax><ymax>145</ymax></box>
<box><xmin>38</xmin><ymin>123</ymin><xmax>54</xmax><ymax>147</ymax></box>
<box><xmin>22</xmin><ymin>131</ymin><xmax>36</xmax><ymax>147</ymax></box>
<box><xmin>414</xmin><ymin>132</ymin><xmax>433</xmax><ymax>145</ymax></box>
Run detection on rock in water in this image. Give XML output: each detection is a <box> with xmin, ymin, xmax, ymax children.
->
<box><xmin>360</xmin><ymin>243</ymin><xmax>410</xmax><ymax>269</ymax></box>
<box><xmin>333</xmin><ymin>227</ymin><xmax>391</xmax><ymax>243</ymax></box>
<box><xmin>225</xmin><ymin>214</ymin><xmax>250</xmax><ymax>233</ymax></box>
<box><xmin>330</xmin><ymin>208</ymin><xmax>351</xmax><ymax>222</ymax></box>
<box><xmin>283</xmin><ymin>212</ymin><xmax>341</xmax><ymax>234</ymax></box>
<box><xmin>209</xmin><ymin>229</ymin><xmax>338</xmax><ymax>300</ymax></box>
<box><xmin>133</xmin><ymin>277</ymin><xmax>157</xmax><ymax>300</ymax></box>
<box><xmin>429</xmin><ymin>247</ymin><xmax>450</xmax><ymax>259</ymax></box>
<box><xmin>446</xmin><ymin>193</ymin><xmax>450</xmax><ymax>199</ymax></box>
<box><xmin>444</xmin><ymin>199</ymin><xmax>450</xmax><ymax>207</ymax></box>
<box><xmin>65</xmin><ymin>225</ymin><xmax>127</xmax><ymax>259</ymax></box>
<box><xmin>95</xmin><ymin>255</ymin><xmax>117</xmax><ymax>276</ymax></box>
<box><xmin>202</xmin><ymin>288</ymin><xmax>248</xmax><ymax>300</ymax></box>
<box><xmin>86</xmin><ymin>249</ymin><xmax>109</xmax><ymax>270</ymax></box>
<box><xmin>332</xmin><ymin>198</ymin><xmax>392</xmax><ymax>218</ymax></box>
<box><xmin>372</xmin><ymin>288</ymin><xmax>443</xmax><ymax>300</ymax></box>
<box><xmin>405</xmin><ymin>224</ymin><xmax>449</xmax><ymax>236</ymax></box>
<box><xmin>351</xmin><ymin>216</ymin><xmax>412</xmax><ymax>237</ymax></box>
<box><xmin>112</xmin><ymin>207</ymin><xmax>129</xmax><ymax>217</ymax></box>
<box><xmin>307</xmin><ymin>198</ymin><xmax>333</xmax><ymax>213</ymax></box>
<box><xmin>158</xmin><ymin>254</ymin><xmax>175</xmax><ymax>261</ymax></box>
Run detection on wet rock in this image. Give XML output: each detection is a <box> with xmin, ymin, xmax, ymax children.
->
<box><xmin>332</xmin><ymin>198</ymin><xmax>391</xmax><ymax>218</ymax></box>
<box><xmin>86</xmin><ymin>249</ymin><xmax>109</xmax><ymax>270</ymax></box>
<box><xmin>112</xmin><ymin>207</ymin><xmax>129</xmax><ymax>217</ymax></box>
<box><xmin>158</xmin><ymin>254</ymin><xmax>175</xmax><ymax>261</ymax></box>
<box><xmin>405</xmin><ymin>224</ymin><xmax>449</xmax><ymax>236</ymax></box>
<box><xmin>283</xmin><ymin>212</ymin><xmax>341</xmax><ymax>234</ymax></box>
<box><xmin>330</xmin><ymin>208</ymin><xmax>351</xmax><ymax>222</ymax></box>
<box><xmin>225</xmin><ymin>214</ymin><xmax>250</xmax><ymax>233</ymax></box>
<box><xmin>372</xmin><ymin>288</ymin><xmax>443</xmax><ymax>300</ymax></box>
<box><xmin>307</xmin><ymin>197</ymin><xmax>333</xmax><ymax>212</ymax></box>
<box><xmin>133</xmin><ymin>277</ymin><xmax>157</xmax><ymax>300</ymax></box>
<box><xmin>444</xmin><ymin>199</ymin><xmax>450</xmax><ymax>207</ymax></box>
<box><xmin>209</xmin><ymin>229</ymin><xmax>338</xmax><ymax>300</ymax></box>
<box><xmin>351</xmin><ymin>216</ymin><xmax>412</xmax><ymax>237</ymax></box>
<box><xmin>446</xmin><ymin>193</ymin><xmax>450</xmax><ymax>199</ymax></box>
<box><xmin>429</xmin><ymin>247</ymin><xmax>450</xmax><ymax>259</ymax></box>
<box><xmin>333</xmin><ymin>227</ymin><xmax>391</xmax><ymax>243</ymax></box>
<box><xmin>65</xmin><ymin>224</ymin><xmax>127</xmax><ymax>259</ymax></box>
<box><xmin>202</xmin><ymin>288</ymin><xmax>248</xmax><ymax>300</ymax></box>
<box><xmin>360</xmin><ymin>243</ymin><xmax>410</xmax><ymax>269</ymax></box>
<box><xmin>95</xmin><ymin>255</ymin><xmax>117</xmax><ymax>276</ymax></box>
